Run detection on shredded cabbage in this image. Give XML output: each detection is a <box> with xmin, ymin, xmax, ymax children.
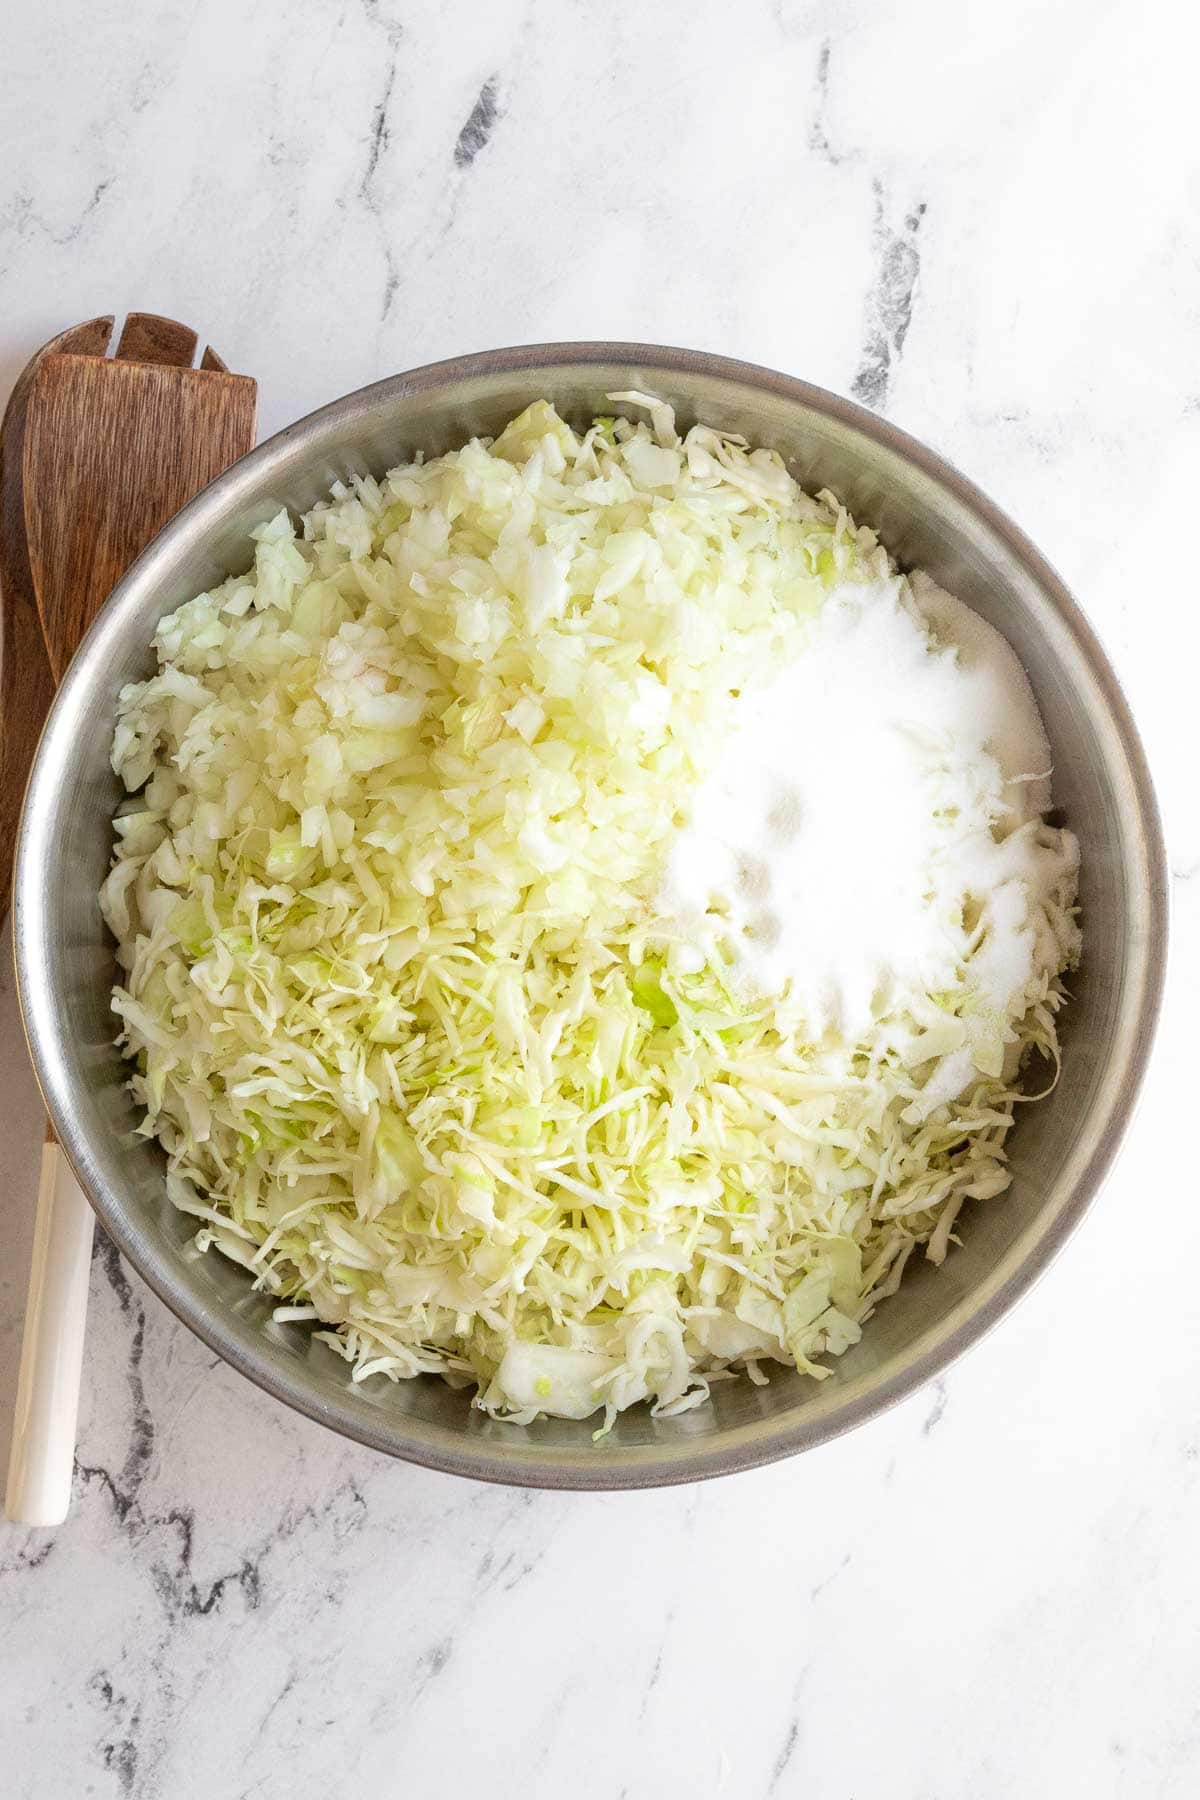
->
<box><xmin>103</xmin><ymin>397</ymin><xmax>1080</xmax><ymax>1430</ymax></box>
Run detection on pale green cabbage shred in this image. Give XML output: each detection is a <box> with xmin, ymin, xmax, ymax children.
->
<box><xmin>103</xmin><ymin>396</ymin><xmax>1079</xmax><ymax>1429</ymax></box>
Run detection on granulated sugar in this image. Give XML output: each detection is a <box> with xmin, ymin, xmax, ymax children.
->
<box><xmin>661</xmin><ymin>571</ymin><xmax>1072</xmax><ymax>1049</ymax></box>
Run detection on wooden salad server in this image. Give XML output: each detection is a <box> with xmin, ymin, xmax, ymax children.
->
<box><xmin>2</xmin><ymin>313</ymin><xmax>256</xmax><ymax>1525</ymax></box>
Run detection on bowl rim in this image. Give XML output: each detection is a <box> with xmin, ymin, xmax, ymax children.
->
<box><xmin>14</xmin><ymin>340</ymin><xmax>1170</xmax><ymax>1489</ymax></box>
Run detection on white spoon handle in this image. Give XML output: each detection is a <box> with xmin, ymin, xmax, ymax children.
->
<box><xmin>5</xmin><ymin>1138</ymin><xmax>94</xmax><ymax>1526</ymax></box>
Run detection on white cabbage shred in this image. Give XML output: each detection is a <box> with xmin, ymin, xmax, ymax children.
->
<box><xmin>103</xmin><ymin>397</ymin><xmax>1080</xmax><ymax>1430</ymax></box>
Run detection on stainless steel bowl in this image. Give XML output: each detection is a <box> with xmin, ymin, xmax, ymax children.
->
<box><xmin>14</xmin><ymin>344</ymin><xmax>1168</xmax><ymax>1488</ymax></box>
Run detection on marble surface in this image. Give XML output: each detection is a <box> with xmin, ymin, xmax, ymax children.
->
<box><xmin>2</xmin><ymin>1</ymin><xmax>1198</xmax><ymax>1794</ymax></box>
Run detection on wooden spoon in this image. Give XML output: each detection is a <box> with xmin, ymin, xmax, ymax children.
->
<box><xmin>0</xmin><ymin>315</ymin><xmax>113</xmax><ymax>908</ymax></box>
<box><xmin>2</xmin><ymin>314</ymin><xmax>256</xmax><ymax>1526</ymax></box>
<box><xmin>24</xmin><ymin>319</ymin><xmax>257</xmax><ymax>682</ymax></box>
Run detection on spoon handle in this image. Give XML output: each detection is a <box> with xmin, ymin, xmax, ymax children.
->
<box><xmin>5</xmin><ymin>1139</ymin><xmax>95</xmax><ymax>1527</ymax></box>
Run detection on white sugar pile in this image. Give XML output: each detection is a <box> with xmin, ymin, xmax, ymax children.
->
<box><xmin>662</xmin><ymin>570</ymin><xmax>1077</xmax><ymax>1075</ymax></box>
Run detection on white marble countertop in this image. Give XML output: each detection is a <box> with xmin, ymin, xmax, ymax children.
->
<box><xmin>2</xmin><ymin>2</ymin><xmax>1197</xmax><ymax>1794</ymax></box>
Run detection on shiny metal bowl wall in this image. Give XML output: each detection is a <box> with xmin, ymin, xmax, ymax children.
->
<box><xmin>14</xmin><ymin>345</ymin><xmax>1167</xmax><ymax>1488</ymax></box>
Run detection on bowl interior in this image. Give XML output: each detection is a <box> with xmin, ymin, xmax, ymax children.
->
<box><xmin>15</xmin><ymin>347</ymin><xmax>1166</xmax><ymax>1487</ymax></box>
